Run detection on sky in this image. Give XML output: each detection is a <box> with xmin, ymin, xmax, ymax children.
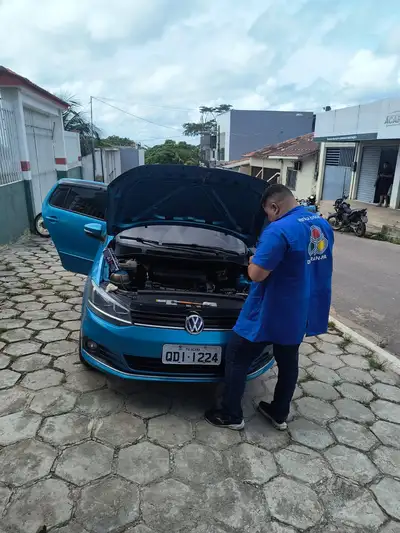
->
<box><xmin>1</xmin><ymin>0</ymin><xmax>400</xmax><ymax>146</ymax></box>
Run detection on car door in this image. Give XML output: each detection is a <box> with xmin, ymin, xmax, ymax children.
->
<box><xmin>42</xmin><ymin>181</ymin><xmax>107</xmax><ymax>275</ymax></box>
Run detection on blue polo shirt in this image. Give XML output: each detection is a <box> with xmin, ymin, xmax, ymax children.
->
<box><xmin>234</xmin><ymin>206</ymin><xmax>334</xmax><ymax>345</ymax></box>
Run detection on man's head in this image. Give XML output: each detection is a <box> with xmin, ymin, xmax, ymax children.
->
<box><xmin>261</xmin><ymin>184</ymin><xmax>298</xmax><ymax>222</ymax></box>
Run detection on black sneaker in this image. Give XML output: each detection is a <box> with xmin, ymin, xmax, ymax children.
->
<box><xmin>204</xmin><ymin>409</ymin><xmax>245</xmax><ymax>431</ymax></box>
<box><xmin>258</xmin><ymin>401</ymin><xmax>287</xmax><ymax>431</ymax></box>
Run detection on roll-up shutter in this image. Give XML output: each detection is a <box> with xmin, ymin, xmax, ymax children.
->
<box><xmin>356</xmin><ymin>146</ymin><xmax>381</xmax><ymax>203</ymax></box>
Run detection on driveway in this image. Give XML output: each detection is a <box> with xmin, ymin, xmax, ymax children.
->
<box><xmin>1</xmin><ymin>237</ymin><xmax>400</xmax><ymax>533</ymax></box>
<box><xmin>331</xmin><ymin>232</ymin><xmax>400</xmax><ymax>356</ymax></box>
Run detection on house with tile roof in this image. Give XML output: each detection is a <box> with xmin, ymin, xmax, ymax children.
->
<box><xmin>223</xmin><ymin>133</ymin><xmax>319</xmax><ymax>200</ymax></box>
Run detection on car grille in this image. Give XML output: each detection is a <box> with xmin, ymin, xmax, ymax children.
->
<box><xmin>124</xmin><ymin>348</ymin><xmax>273</xmax><ymax>378</ymax></box>
<box><xmin>130</xmin><ymin>308</ymin><xmax>238</xmax><ymax>330</ymax></box>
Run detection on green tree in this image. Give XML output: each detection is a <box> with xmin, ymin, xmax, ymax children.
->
<box><xmin>99</xmin><ymin>135</ymin><xmax>138</xmax><ymax>147</ymax></box>
<box><xmin>57</xmin><ymin>93</ymin><xmax>101</xmax><ymax>157</ymax></box>
<box><xmin>145</xmin><ymin>140</ymin><xmax>200</xmax><ymax>165</ymax></box>
<box><xmin>182</xmin><ymin>104</ymin><xmax>232</xmax><ymax>137</ymax></box>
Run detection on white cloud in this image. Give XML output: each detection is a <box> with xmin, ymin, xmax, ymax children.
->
<box><xmin>1</xmin><ymin>0</ymin><xmax>400</xmax><ymax>145</ymax></box>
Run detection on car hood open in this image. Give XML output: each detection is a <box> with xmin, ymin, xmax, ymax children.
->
<box><xmin>106</xmin><ymin>164</ymin><xmax>268</xmax><ymax>246</ymax></box>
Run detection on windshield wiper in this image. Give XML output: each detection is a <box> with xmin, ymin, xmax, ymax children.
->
<box><xmin>118</xmin><ymin>236</ymin><xmax>161</xmax><ymax>246</ymax></box>
<box><xmin>161</xmin><ymin>243</ymin><xmax>241</xmax><ymax>256</ymax></box>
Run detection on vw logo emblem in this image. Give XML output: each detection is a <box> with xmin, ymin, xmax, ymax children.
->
<box><xmin>185</xmin><ymin>314</ymin><xmax>204</xmax><ymax>335</ymax></box>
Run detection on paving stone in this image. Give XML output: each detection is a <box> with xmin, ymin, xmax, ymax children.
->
<box><xmin>76</xmin><ymin>476</ymin><xmax>140</xmax><ymax>533</ymax></box>
<box><xmin>309</xmin><ymin>353</ymin><xmax>344</xmax><ymax>369</ymax></box>
<box><xmin>126</xmin><ymin>391</ymin><xmax>171</xmax><ymax>418</ymax></box>
<box><xmin>299</xmin><ymin>342</ymin><xmax>316</xmax><ymax>356</ymax></box>
<box><xmin>265</xmin><ymin>476</ymin><xmax>323</xmax><ymax>530</ymax></box>
<box><xmin>0</xmin><ymin>369</ymin><xmax>21</xmax><ymax>389</ymax></box>
<box><xmin>39</xmin><ymin>295</ymin><xmax>63</xmax><ymax>303</ymax></box>
<box><xmin>175</xmin><ymin>442</ymin><xmax>226</xmax><ymax>484</ymax></box>
<box><xmin>380</xmin><ymin>522</ymin><xmax>400</xmax><ymax>533</ymax></box>
<box><xmin>196</xmin><ymin>419</ymin><xmax>241</xmax><ymax>450</ymax></box>
<box><xmin>45</xmin><ymin>302</ymin><xmax>73</xmax><ymax>312</ymax></box>
<box><xmin>28</xmin><ymin>319</ymin><xmax>60</xmax><ymax>331</ymax></box>
<box><xmin>1</xmin><ymin>327</ymin><xmax>33</xmax><ymax>343</ymax></box>
<box><xmin>330</xmin><ymin>419</ymin><xmax>378</xmax><ymax>451</ymax></box>
<box><xmin>270</xmin><ymin>523</ymin><xmax>297</xmax><ymax>533</ymax></box>
<box><xmin>301</xmin><ymin>380</ymin><xmax>340</xmax><ymax>401</ymax></box>
<box><xmin>340</xmin><ymin>354</ymin><xmax>370</xmax><ymax>370</ymax></box>
<box><xmin>68</xmin><ymin>330</ymin><xmax>80</xmax><ymax>341</ymax></box>
<box><xmin>289</xmin><ymin>418</ymin><xmax>335</xmax><ymax>450</ymax></box>
<box><xmin>58</xmin><ymin>290</ymin><xmax>81</xmax><ymax>299</ymax></box>
<box><xmin>244</xmin><ymin>413</ymin><xmax>290</xmax><ymax>450</ymax></box>
<box><xmin>371</xmin><ymin>420</ymin><xmax>400</xmax><ymax>449</ymax></box>
<box><xmin>21</xmin><ymin>368</ymin><xmax>64</xmax><ymax>390</ymax></box>
<box><xmin>142</xmin><ymin>479</ymin><xmax>204</xmax><ymax>533</ymax></box>
<box><xmin>337</xmin><ymin>366</ymin><xmax>374</xmax><ymax>385</ymax></box>
<box><xmin>295</xmin><ymin>397</ymin><xmax>337</xmax><ymax>424</ymax></box>
<box><xmin>307</xmin><ymin>364</ymin><xmax>341</xmax><ymax>385</ymax></box>
<box><xmin>53</xmin><ymin>521</ymin><xmax>90</xmax><ymax>533</ymax></box>
<box><xmin>65</xmin><ymin>370</ymin><xmax>106</xmax><ymax>392</ymax></box>
<box><xmin>118</xmin><ymin>441</ymin><xmax>169</xmax><ymax>485</ymax></box>
<box><xmin>0</xmin><ymin>353</ymin><xmax>10</xmax><ymax>369</ymax></box>
<box><xmin>29</xmin><ymin>386</ymin><xmax>78</xmax><ymax>415</ymax></box>
<box><xmin>275</xmin><ymin>444</ymin><xmax>332</xmax><ymax>484</ymax></box>
<box><xmin>0</xmin><ymin>309</ymin><xmax>19</xmax><ymax>320</ymax></box>
<box><xmin>0</xmin><ymin>484</ymin><xmax>11</xmax><ymax>516</ymax></box>
<box><xmin>336</xmin><ymin>382</ymin><xmax>374</xmax><ymax>403</ymax></box>
<box><xmin>3</xmin><ymin>340</ymin><xmax>41</xmax><ymax>357</ymax></box>
<box><xmin>371</xmin><ymin>399</ymin><xmax>400</xmax><ymax>423</ymax></box>
<box><xmin>61</xmin><ymin>320</ymin><xmax>81</xmax><ymax>331</ymax></box>
<box><xmin>0</xmin><ymin>387</ymin><xmax>30</xmax><ymax>415</ymax></box>
<box><xmin>12</xmin><ymin>353</ymin><xmax>51</xmax><ymax>372</ymax></box>
<box><xmin>189</xmin><ymin>526</ymin><xmax>229</xmax><ymax>533</ymax></box>
<box><xmin>299</xmin><ymin>353</ymin><xmax>313</xmax><ymax>368</ymax></box>
<box><xmin>15</xmin><ymin>301</ymin><xmax>44</xmax><ymax>311</ymax></box>
<box><xmin>0</xmin><ymin>411</ymin><xmax>41</xmax><ymax>445</ymax></box>
<box><xmin>0</xmin><ymin>438</ymin><xmax>57</xmax><ymax>486</ymax></box>
<box><xmin>334</xmin><ymin>398</ymin><xmax>375</xmax><ymax>423</ymax></box>
<box><xmin>0</xmin><ymin>318</ymin><xmax>26</xmax><ymax>330</ymax></box>
<box><xmin>372</xmin><ymin>477</ymin><xmax>400</xmax><ymax>520</ymax></box>
<box><xmin>65</xmin><ymin>296</ymin><xmax>83</xmax><ymax>305</ymax></box>
<box><xmin>222</xmin><ymin>442</ymin><xmax>277</xmax><ymax>485</ymax></box>
<box><xmin>372</xmin><ymin>446</ymin><xmax>400</xmax><ymax>478</ymax></box>
<box><xmin>53</xmin><ymin>310</ymin><xmax>81</xmax><ymax>321</ymax></box>
<box><xmin>324</xmin><ymin>445</ymin><xmax>378</xmax><ymax>484</ymax></box>
<box><xmin>21</xmin><ymin>309</ymin><xmax>50</xmax><ymax>320</ymax></box>
<box><xmin>315</xmin><ymin>340</ymin><xmax>344</xmax><ymax>356</ymax></box>
<box><xmin>54</xmin><ymin>353</ymin><xmax>84</xmax><ymax>373</ymax></box>
<box><xmin>371</xmin><ymin>382</ymin><xmax>400</xmax><ymax>403</ymax></box>
<box><xmin>76</xmin><ymin>389</ymin><xmax>125</xmax><ymax>417</ymax></box>
<box><xmin>39</xmin><ymin>412</ymin><xmax>92</xmax><ymax>446</ymax></box>
<box><xmin>319</xmin><ymin>477</ymin><xmax>385</xmax><ymax>531</ymax></box>
<box><xmin>148</xmin><ymin>414</ymin><xmax>192</xmax><ymax>447</ymax></box>
<box><xmin>345</xmin><ymin>342</ymin><xmax>371</xmax><ymax>355</ymax></box>
<box><xmin>42</xmin><ymin>340</ymin><xmax>78</xmax><ymax>357</ymax></box>
<box><xmin>370</xmin><ymin>369</ymin><xmax>399</xmax><ymax>386</ymax></box>
<box><xmin>94</xmin><ymin>412</ymin><xmax>146</xmax><ymax>447</ymax></box>
<box><xmin>170</xmin><ymin>390</ymin><xmax>214</xmax><ymax>420</ymax></box>
<box><xmin>55</xmin><ymin>441</ymin><xmax>113</xmax><ymax>486</ymax></box>
<box><xmin>206</xmin><ymin>478</ymin><xmax>269</xmax><ymax>533</ymax></box>
<box><xmin>318</xmin><ymin>333</ymin><xmax>342</xmax><ymax>344</ymax></box>
<box><xmin>36</xmin><ymin>328</ymin><xmax>69</xmax><ymax>342</ymax></box>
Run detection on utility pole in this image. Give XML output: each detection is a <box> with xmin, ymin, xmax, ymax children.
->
<box><xmin>90</xmin><ymin>96</ymin><xmax>96</xmax><ymax>180</ymax></box>
<box><xmin>217</xmin><ymin>124</ymin><xmax>221</xmax><ymax>164</ymax></box>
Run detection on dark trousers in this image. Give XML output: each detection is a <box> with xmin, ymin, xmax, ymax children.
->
<box><xmin>221</xmin><ymin>331</ymin><xmax>299</xmax><ymax>421</ymax></box>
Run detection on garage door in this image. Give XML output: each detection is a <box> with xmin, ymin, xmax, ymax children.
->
<box><xmin>356</xmin><ymin>146</ymin><xmax>381</xmax><ymax>203</ymax></box>
<box><xmin>25</xmin><ymin>109</ymin><xmax>57</xmax><ymax>216</ymax></box>
<box><xmin>322</xmin><ymin>147</ymin><xmax>355</xmax><ymax>200</ymax></box>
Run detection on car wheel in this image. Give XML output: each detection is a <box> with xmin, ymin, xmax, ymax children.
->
<box><xmin>34</xmin><ymin>213</ymin><xmax>50</xmax><ymax>238</ymax></box>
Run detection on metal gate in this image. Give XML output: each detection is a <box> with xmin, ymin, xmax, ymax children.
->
<box><xmin>24</xmin><ymin>109</ymin><xmax>57</xmax><ymax>216</ymax></box>
<box><xmin>0</xmin><ymin>100</ymin><xmax>22</xmax><ymax>186</ymax></box>
<box><xmin>322</xmin><ymin>148</ymin><xmax>355</xmax><ymax>200</ymax></box>
<box><xmin>356</xmin><ymin>146</ymin><xmax>381</xmax><ymax>203</ymax></box>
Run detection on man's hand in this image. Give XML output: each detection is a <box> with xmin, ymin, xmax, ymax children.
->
<box><xmin>248</xmin><ymin>255</ymin><xmax>254</xmax><ymax>264</ymax></box>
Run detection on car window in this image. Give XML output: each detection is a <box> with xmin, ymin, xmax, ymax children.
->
<box><xmin>49</xmin><ymin>185</ymin><xmax>70</xmax><ymax>208</ymax></box>
<box><xmin>64</xmin><ymin>186</ymin><xmax>107</xmax><ymax>220</ymax></box>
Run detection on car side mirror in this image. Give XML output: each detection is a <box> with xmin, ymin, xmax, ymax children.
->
<box><xmin>84</xmin><ymin>223</ymin><xmax>104</xmax><ymax>241</ymax></box>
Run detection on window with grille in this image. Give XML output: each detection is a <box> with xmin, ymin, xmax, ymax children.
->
<box><xmin>286</xmin><ymin>168</ymin><xmax>297</xmax><ymax>190</ymax></box>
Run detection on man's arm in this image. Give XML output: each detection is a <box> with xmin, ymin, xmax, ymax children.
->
<box><xmin>248</xmin><ymin>227</ymin><xmax>287</xmax><ymax>283</ymax></box>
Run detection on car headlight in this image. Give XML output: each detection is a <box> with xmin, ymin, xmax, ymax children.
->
<box><xmin>87</xmin><ymin>281</ymin><xmax>131</xmax><ymax>325</ymax></box>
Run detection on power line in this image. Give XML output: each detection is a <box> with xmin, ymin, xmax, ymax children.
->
<box><xmin>92</xmin><ymin>97</ymin><xmax>182</xmax><ymax>131</ymax></box>
<box><xmin>95</xmin><ymin>96</ymin><xmax>197</xmax><ymax>112</ymax></box>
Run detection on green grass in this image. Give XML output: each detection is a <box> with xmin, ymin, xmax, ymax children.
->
<box><xmin>366</xmin><ymin>354</ymin><xmax>385</xmax><ymax>371</ymax></box>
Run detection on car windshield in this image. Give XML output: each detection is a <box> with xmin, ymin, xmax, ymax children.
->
<box><xmin>116</xmin><ymin>224</ymin><xmax>247</xmax><ymax>254</ymax></box>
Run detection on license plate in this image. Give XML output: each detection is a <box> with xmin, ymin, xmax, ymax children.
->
<box><xmin>162</xmin><ymin>344</ymin><xmax>222</xmax><ymax>365</ymax></box>
<box><xmin>361</xmin><ymin>215</ymin><xmax>368</xmax><ymax>223</ymax></box>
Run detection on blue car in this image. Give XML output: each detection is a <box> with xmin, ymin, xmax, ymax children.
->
<box><xmin>42</xmin><ymin>164</ymin><xmax>274</xmax><ymax>383</ymax></box>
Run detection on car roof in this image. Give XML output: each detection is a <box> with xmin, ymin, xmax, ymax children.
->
<box><xmin>58</xmin><ymin>179</ymin><xmax>107</xmax><ymax>189</ymax></box>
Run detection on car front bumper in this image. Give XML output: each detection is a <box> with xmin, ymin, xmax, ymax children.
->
<box><xmin>81</xmin><ymin>306</ymin><xmax>274</xmax><ymax>383</ymax></box>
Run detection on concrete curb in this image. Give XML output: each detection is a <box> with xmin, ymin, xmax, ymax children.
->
<box><xmin>329</xmin><ymin>315</ymin><xmax>400</xmax><ymax>375</ymax></box>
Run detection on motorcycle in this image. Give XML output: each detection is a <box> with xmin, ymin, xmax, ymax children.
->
<box><xmin>298</xmin><ymin>195</ymin><xmax>321</xmax><ymax>215</ymax></box>
<box><xmin>327</xmin><ymin>196</ymin><xmax>368</xmax><ymax>237</ymax></box>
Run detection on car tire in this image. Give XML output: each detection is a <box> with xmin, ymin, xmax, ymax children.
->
<box><xmin>34</xmin><ymin>213</ymin><xmax>50</xmax><ymax>238</ymax></box>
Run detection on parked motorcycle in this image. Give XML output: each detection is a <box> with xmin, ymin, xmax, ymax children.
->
<box><xmin>298</xmin><ymin>195</ymin><xmax>320</xmax><ymax>214</ymax></box>
<box><xmin>327</xmin><ymin>196</ymin><xmax>368</xmax><ymax>237</ymax></box>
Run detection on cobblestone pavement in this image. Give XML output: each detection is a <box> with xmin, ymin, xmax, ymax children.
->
<box><xmin>1</xmin><ymin>237</ymin><xmax>400</xmax><ymax>533</ymax></box>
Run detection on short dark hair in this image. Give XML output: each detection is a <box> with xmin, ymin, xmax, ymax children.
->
<box><xmin>261</xmin><ymin>184</ymin><xmax>294</xmax><ymax>206</ymax></box>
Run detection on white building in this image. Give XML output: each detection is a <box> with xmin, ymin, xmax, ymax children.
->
<box><xmin>314</xmin><ymin>98</ymin><xmax>400</xmax><ymax>209</ymax></box>
<box><xmin>223</xmin><ymin>133</ymin><xmax>319</xmax><ymax>200</ymax></box>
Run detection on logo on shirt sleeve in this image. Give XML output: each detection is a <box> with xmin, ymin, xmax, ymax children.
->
<box><xmin>308</xmin><ymin>225</ymin><xmax>328</xmax><ymax>264</ymax></box>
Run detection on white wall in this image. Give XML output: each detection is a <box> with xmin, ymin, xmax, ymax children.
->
<box><xmin>64</xmin><ymin>131</ymin><xmax>81</xmax><ymax>169</ymax></box>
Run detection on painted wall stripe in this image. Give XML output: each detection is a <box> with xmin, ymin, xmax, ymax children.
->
<box><xmin>55</xmin><ymin>157</ymin><xmax>67</xmax><ymax>165</ymax></box>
